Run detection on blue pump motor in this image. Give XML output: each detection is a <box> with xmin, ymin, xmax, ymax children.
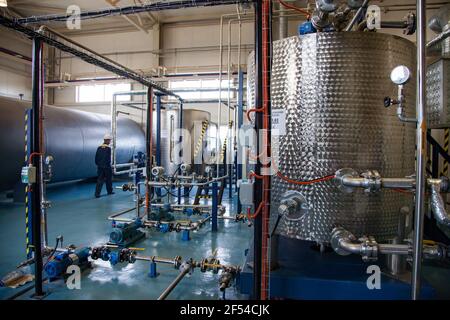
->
<box><xmin>44</xmin><ymin>247</ymin><xmax>90</xmax><ymax>279</ymax></box>
<box><xmin>298</xmin><ymin>21</ymin><xmax>316</xmax><ymax>35</ymax></box>
<box><xmin>109</xmin><ymin>218</ymin><xmax>145</xmax><ymax>247</ymax></box>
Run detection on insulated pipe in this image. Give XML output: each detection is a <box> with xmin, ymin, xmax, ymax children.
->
<box><xmin>429</xmin><ymin>181</ymin><xmax>450</xmax><ymax>226</ymax></box>
<box><xmin>412</xmin><ymin>0</ymin><xmax>427</xmax><ymax>301</ymax></box>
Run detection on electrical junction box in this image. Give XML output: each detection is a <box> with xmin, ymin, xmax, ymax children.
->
<box><xmin>21</xmin><ymin>166</ymin><xmax>36</xmax><ymax>184</ymax></box>
<box><xmin>238</xmin><ymin>179</ymin><xmax>254</xmax><ymax>206</ymax></box>
<box><xmin>427</xmin><ymin>58</ymin><xmax>450</xmax><ymax>128</ymax></box>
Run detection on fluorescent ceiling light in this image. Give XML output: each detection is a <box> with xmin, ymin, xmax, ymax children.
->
<box><xmin>0</xmin><ymin>0</ymin><xmax>7</xmax><ymax>7</ymax></box>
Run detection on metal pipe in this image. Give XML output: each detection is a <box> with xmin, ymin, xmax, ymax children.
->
<box><xmin>412</xmin><ymin>0</ymin><xmax>426</xmax><ymax>301</ymax></box>
<box><xmin>135</xmin><ymin>255</ymin><xmax>177</xmax><ymax>265</ymax></box>
<box><xmin>108</xmin><ymin>206</ymin><xmax>139</xmax><ymax>220</ymax></box>
<box><xmin>331</xmin><ymin>227</ymin><xmax>448</xmax><ymax>260</ymax></box>
<box><xmin>345</xmin><ymin>0</ymin><xmax>369</xmax><ymax>31</ymax></box>
<box><xmin>38</xmin><ymin>26</ymin><xmax>144</xmax><ymax>80</ymax></box>
<box><xmin>146</xmin><ymin>87</ymin><xmax>154</xmax><ymax>218</ymax></box>
<box><xmin>341</xmin><ymin>176</ymin><xmax>416</xmax><ymax>189</ymax></box>
<box><xmin>157</xmin><ymin>266</ymin><xmax>190</xmax><ymax>300</ymax></box>
<box><xmin>111</xmin><ymin>90</ymin><xmax>148</xmax><ymax>174</ymax></box>
<box><xmin>427</xmin><ymin>27</ymin><xmax>450</xmax><ymax>48</ymax></box>
<box><xmin>31</xmin><ymin>37</ymin><xmax>45</xmax><ymax>298</ymax></box>
<box><xmin>147</xmin><ymin>175</ymin><xmax>228</xmax><ymax>187</ymax></box>
<box><xmin>279</xmin><ymin>1</ymin><xmax>288</xmax><ymax>39</ymax></box>
<box><xmin>387</xmin><ymin>207</ymin><xmax>408</xmax><ymax>276</ymax></box>
<box><xmin>0</xmin><ymin>16</ymin><xmax>179</xmax><ymax>99</ymax></box>
<box><xmin>253</xmin><ymin>0</ymin><xmax>263</xmax><ymax>300</ymax></box>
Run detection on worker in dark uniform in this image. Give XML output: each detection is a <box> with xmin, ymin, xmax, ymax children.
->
<box><xmin>95</xmin><ymin>133</ymin><xmax>115</xmax><ymax>198</ymax></box>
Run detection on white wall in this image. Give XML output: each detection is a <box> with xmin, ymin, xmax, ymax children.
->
<box><xmin>0</xmin><ymin>29</ymin><xmax>32</xmax><ymax>101</ymax></box>
<box><xmin>0</xmin><ymin>5</ymin><xmax>444</xmax><ymax>123</ymax></box>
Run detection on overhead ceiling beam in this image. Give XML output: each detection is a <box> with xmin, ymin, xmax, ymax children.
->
<box><xmin>15</xmin><ymin>0</ymin><xmax>254</xmax><ymax>25</ymax></box>
<box><xmin>105</xmin><ymin>0</ymin><xmax>149</xmax><ymax>34</ymax></box>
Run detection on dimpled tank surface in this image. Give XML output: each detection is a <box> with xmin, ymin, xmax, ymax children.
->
<box><xmin>269</xmin><ymin>32</ymin><xmax>416</xmax><ymax>243</ymax></box>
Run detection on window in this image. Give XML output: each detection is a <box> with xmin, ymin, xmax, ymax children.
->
<box><xmin>76</xmin><ymin>83</ymin><xmax>131</xmax><ymax>103</ymax></box>
<box><xmin>168</xmin><ymin>79</ymin><xmax>234</xmax><ymax>100</ymax></box>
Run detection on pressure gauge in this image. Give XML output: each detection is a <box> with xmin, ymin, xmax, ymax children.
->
<box><xmin>390</xmin><ymin>65</ymin><xmax>411</xmax><ymax>85</ymax></box>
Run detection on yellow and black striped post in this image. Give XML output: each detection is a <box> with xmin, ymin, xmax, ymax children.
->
<box><xmin>441</xmin><ymin>128</ymin><xmax>449</xmax><ymax>177</ymax></box>
<box><xmin>24</xmin><ymin>109</ymin><xmax>33</xmax><ymax>259</ymax></box>
<box><xmin>193</xmin><ymin>120</ymin><xmax>209</xmax><ymax>159</ymax></box>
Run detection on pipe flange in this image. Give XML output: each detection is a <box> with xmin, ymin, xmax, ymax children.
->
<box><xmin>359</xmin><ymin>236</ymin><xmax>378</xmax><ymax>262</ymax></box>
<box><xmin>361</xmin><ymin>170</ymin><xmax>381</xmax><ymax>193</ymax></box>
<box><xmin>174</xmin><ymin>256</ymin><xmax>182</xmax><ymax>269</ymax></box>
<box><xmin>279</xmin><ymin>190</ymin><xmax>308</xmax><ymax>221</ymax></box>
<box><xmin>311</xmin><ymin>11</ymin><xmax>331</xmax><ymax>30</ymax></box>
<box><xmin>330</xmin><ymin>227</ymin><xmax>355</xmax><ymax>256</ymax></box>
<box><xmin>334</xmin><ymin>168</ymin><xmax>359</xmax><ymax>193</ymax></box>
<box><xmin>403</xmin><ymin>12</ymin><xmax>416</xmax><ymax>35</ymax></box>
<box><xmin>200</xmin><ymin>258</ymin><xmax>208</xmax><ymax>273</ymax></box>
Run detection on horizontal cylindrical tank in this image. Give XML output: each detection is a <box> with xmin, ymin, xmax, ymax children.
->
<box><xmin>269</xmin><ymin>32</ymin><xmax>416</xmax><ymax>243</ymax></box>
<box><xmin>0</xmin><ymin>96</ymin><xmax>145</xmax><ymax>192</ymax></box>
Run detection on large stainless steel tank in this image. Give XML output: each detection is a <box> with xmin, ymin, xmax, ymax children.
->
<box><xmin>0</xmin><ymin>96</ymin><xmax>145</xmax><ymax>192</ymax></box>
<box><xmin>268</xmin><ymin>32</ymin><xmax>416</xmax><ymax>243</ymax></box>
<box><xmin>157</xmin><ymin>108</ymin><xmax>211</xmax><ymax>175</ymax></box>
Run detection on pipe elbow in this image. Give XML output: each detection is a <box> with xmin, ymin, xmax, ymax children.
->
<box><xmin>330</xmin><ymin>227</ymin><xmax>362</xmax><ymax>256</ymax></box>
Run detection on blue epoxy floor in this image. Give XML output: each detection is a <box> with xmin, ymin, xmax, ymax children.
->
<box><xmin>0</xmin><ymin>180</ymin><xmax>252</xmax><ymax>300</ymax></box>
<box><xmin>1</xmin><ymin>181</ymin><xmax>449</xmax><ymax>300</ymax></box>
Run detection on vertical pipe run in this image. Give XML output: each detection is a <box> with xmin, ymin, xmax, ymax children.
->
<box><xmin>412</xmin><ymin>0</ymin><xmax>427</xmax><ymax>300</ymax></box>
<box><xmin>237</xmin><ymin>70</ymin><xmax>244</xmax><ymax>215</ymax></box>
<box><xmin>178</xmin><ymin>101</ymin><xmax>183</xmax><ymax>204</ymax></box>
<box><xmin>253</xmin><ymin>0</ymin><xmax>263</xmax><ymax>300</ymax></box>
<box><xmin>31</xmin><ymin>37</ymin><xmax>44</xmax><ymax>297</ymax></box>
<box><xmin>156</xmin><ymin>95</ymin><xmax>162</xmax><ymax>200</ymax></box>
<box><xmin>212</xmin><ymin>182</ymin><xmax>218</xmax><ymax>232</ymax></box>
<box><xmin>279</xmin><ymin>2</ymin><xmax>288</xmax><ymax>39</ymax></box>
<box><xmin>146</xmin><ymin>87</ymin><xmax>154</xmax><ymax>218</ymax></box>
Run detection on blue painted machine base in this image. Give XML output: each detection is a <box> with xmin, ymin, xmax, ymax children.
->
<box><xmin>239</xmin><ymin>236</ymin><xmax>436</xmax><ymax>300</ymax></box>
<box><xmin>148</xmin><ymin>262</ymin><xmax>158</xmax><ymax>278</ymax></box>
<box><xmin>182</xmin><ymin>230</ymin><xmax>190</xmax><ymax>241</ymax></box>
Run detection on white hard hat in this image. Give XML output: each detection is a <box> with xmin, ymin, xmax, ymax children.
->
<box><xmin>104</xmin><ymin>133</ymin><xmax>113</xmax><ymax>140</ymax></box>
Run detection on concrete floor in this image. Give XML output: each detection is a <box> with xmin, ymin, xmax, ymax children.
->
<box><xmin>0</xmin><ymin>180</ymin><xmax>252</xmax><ymax>300</ymax></box>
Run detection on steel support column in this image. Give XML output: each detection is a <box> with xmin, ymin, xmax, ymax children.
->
<box><xmin>31</xmin><ymin>37</ymin><xmax>44</xmax><ymax>298</ymax></box>
<box><xmin>253</xmin><ymin>0</ymin><xmax>263</xmax><ymax>300</ymax></box>
<box><xmin>411</xmin><ymin>0</ymin><xmax>427</xmax><ymax>300</ymax></box>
